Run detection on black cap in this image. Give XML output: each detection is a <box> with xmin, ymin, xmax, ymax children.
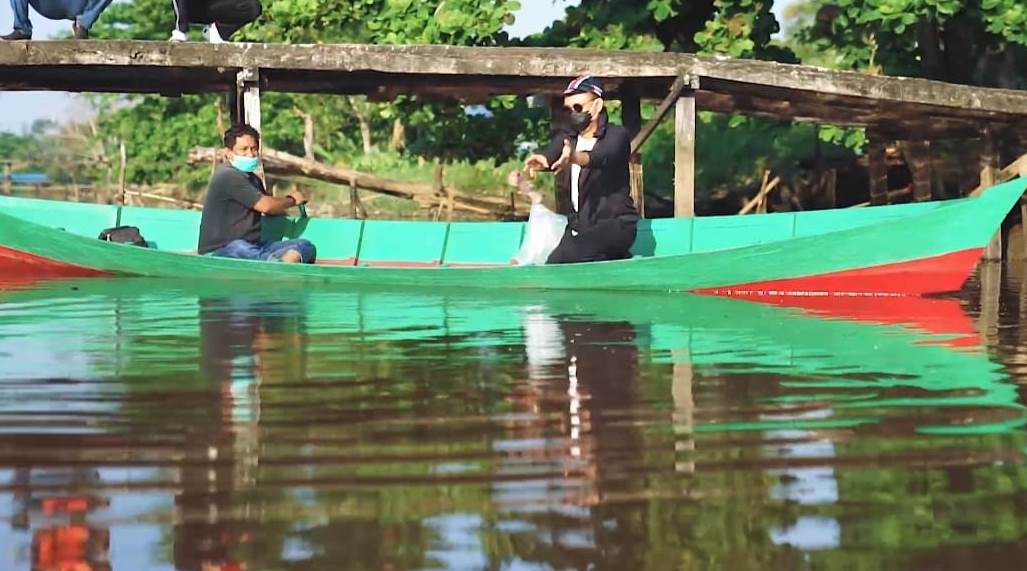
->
<box><xmin>563</xmin><ymin>75</ymin><xmax>604</xmax><ymax>97</ymax></box>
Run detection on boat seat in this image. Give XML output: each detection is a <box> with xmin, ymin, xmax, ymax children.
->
<box><xmin>119</xmin><ymin>206</ymin><xmax>200</xmax><ymax>251</ymax></box>
<box><xmin>443</xmin><ymin>222</ymin><xmax>524</xmax><ymax>266</ymax></box>
<box><xmin>0</xmin><ymin>196</ymin><xmax>118</xmax><ymax>238</ymax></box>
<box><xmin>357</xmin><ymin>220</ymin><xmax>447</xmax><ymax>267</ymax></box>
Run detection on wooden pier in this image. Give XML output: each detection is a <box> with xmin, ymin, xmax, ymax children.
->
<box><xmin>2</xmin><ymin>41</ymin><xmax>1026</xmax><ymax>226</ymax></box>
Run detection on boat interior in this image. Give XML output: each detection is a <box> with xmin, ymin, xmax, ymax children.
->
<box><xmin>1</xmin><ymin>195</ymin><xmax>952</xmax><ymax>267</ymax></box>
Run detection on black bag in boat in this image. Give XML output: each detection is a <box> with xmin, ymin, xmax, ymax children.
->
<box><xmin>98</xmin><ymin>226</ymin><xmax>148</xmax><ymax>247</ymax></box>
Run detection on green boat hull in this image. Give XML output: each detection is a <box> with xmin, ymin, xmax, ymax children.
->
<box><xmin>0</xmin><ymin>178</ymin><xmax>1023</xmax><ymax>294</ymax></box>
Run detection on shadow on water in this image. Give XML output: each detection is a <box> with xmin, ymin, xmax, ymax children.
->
<box><xmin>0</xmin><ymin>272</ymin><xmax>1026</xmax><ymax>569</ymax></box>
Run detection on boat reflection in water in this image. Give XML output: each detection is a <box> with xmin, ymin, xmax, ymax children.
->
<box><xmin>0</xmin><ymin>278</ymin><xmax>1024</xmax><ymax>569</ymax></box>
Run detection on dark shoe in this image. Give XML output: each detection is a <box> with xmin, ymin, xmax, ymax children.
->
<box><xmin>1</xmin><ymin>30</ymin><xmax>31</xmax><ymax>41</ymax></box>
<box><xmin>72</xmin><ymin>21</ymin><xmax>88</xmax><ymax>39</ymax></box>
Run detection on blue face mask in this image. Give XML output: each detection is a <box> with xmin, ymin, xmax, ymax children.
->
<box><xmin>231</xmin><ymin>155</ymin><xmax>260</xmax><ymax>173</ymax></box>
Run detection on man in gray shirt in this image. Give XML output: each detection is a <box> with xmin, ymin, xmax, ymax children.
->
<box><xmin>198</xmin><ymin>124</ymin><xmax>316</xmax><ymax>264</ymax></box>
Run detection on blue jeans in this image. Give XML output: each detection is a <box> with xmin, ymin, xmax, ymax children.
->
<box><xmin>212</xmin><ymin>239</ymin><xmax>316</xmax><ymax>263</ymax></box>
<box><xmin>11</xmin><ymin>0</ymin><xmax>114</xmax><ymax>32</ymax></box>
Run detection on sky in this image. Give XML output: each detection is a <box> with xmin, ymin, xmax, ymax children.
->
<box><xmin>0</xmin><ymin>0</ymin><xmax>795</xmax><ymax>133</ymax></box>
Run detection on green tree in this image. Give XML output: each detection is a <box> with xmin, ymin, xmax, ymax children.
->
<box><xmin>792</xmin><ymin>0</ymin><xmax>1027</xmax><ymax>88</ymax></box>
<box><xmin>86</xmin><ymin>0</ymin><xmax>542</xmax><ymax>190</ymax></box>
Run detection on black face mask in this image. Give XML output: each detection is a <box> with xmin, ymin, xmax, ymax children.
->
<box><xmin>568</xmin><ymin>110</ymin><xmax>592</xmax><ymax>133</ymax></box>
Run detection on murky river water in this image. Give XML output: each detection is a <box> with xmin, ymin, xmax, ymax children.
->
<box><xmin>2</xmin><ymin>264</ymin><xmax>1027</xmax><ymax>570</ymax></box>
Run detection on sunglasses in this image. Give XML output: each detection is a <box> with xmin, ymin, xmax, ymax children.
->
<box><xmin>563</xmin><ymin>99</ymin><xmax>598</xmax><ymax>114</ymax></box>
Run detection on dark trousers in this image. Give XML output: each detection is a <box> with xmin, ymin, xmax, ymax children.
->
<box><xmin>173</xmin><ymin>0</ymin><xmax>262</xmax><ymax>37</ymax></box>
<box><xmin>546</xmin><ymin>218</ymin><xmax>637</xmax><ymax>264</ymax></box>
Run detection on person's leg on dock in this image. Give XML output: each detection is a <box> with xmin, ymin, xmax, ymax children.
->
<box><xmin>204</xmin><ymin>0</ymin><xmax>262</xmax><ymax>40</ymax></box>
<box><xmin>2</xmin><ymin>0</ymin><xmax>33</xmax><ymax>40</ymax></box>
<box><xmin>75</xmin><ymin>0</ymin><xmax>114</xmax><ymax>36</ymax></box>
<box><xmin>169</xmin><ymin>0</ymin><xmax>190</xmax><ymax>41</ymax></box>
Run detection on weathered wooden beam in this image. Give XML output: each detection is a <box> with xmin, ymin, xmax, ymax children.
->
<box><xmin>968</xmin><ymin>152</ymin><xmax>1027</xmax><ymax>197</ymax></box>
<box><xmin>188</xmin><ymin>146</ymin><xmax>527</xmax><ymax>218</ymax></box>
<box><xmin>237</xmin><ymin>68</ymin><xmax>261</xmax><ymax>132</ymax></box>
<box><xmin>630</xmin><ymin>76</ymin><xmax>693</xmax><ymax>154</ymax></box>
<box><xmin>902</xmin><ymin>140</ymin><xmax>932</xmax><ymax>202</ymax></box>
<box><xmin>2</xmin><ymin>162</ymin><xmax>10</xmax><ymax>195</ymax></box>
<box><xmin>867</xmin><ymin>131</ymin><xmax>889</xmax><ymax>206</ymax></box>
<box><xmin>674</xmin><ymin>93</ymin><xmax>696</xmax><ymax>218</ymax></box>
<box><xmin>620</xmin><ymin>83</ymin><xmax>645</xmax><ymax>218</ymax></box>
<box><xmin>980</xmin><ymin>128</ymin><xmax>1003</xmax><ymax>261</ymax></box>
<box><xmin>3</xmin><ymin>42</ymin><xmax>1027</xmax><ymax>127</ymax></box>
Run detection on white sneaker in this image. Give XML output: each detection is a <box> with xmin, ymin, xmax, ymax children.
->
<box><xmin>202</xmin><ymin>23</ymin><xmax>224</xmax><ymax>43</ymax></box>
<box><xmin>169</xmin><ymin>29</ymin><xmax>187</xmax><ymax>42</ymax></box>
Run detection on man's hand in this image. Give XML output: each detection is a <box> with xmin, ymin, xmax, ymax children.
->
<box><xmin>287</xmin><ymin>189</ymin><xmax>308</xmax><ymax>206</ymax></box>
<box><xmin>524</xmin><ymin>154</ymin><xmax>550</xmax><ymax>178</ymax></box>
<box><xmin>549</xmin><ymin>139</ymin><xmax>573</xmax><ymax>173</ymax></box>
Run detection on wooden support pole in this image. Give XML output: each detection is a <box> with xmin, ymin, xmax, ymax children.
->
<box><xmin>630</xmin><ymin>75</ymin><xmax>692</xmax><ymax>154</ymax></box>
<box><xmin>671</xmin><ymin>349</ymin><xmax>695</xmax><ymax>475</ymax></box>
<box><xmin>867</xmin><ymin>130</ymin><xmax>889</xmax><ymax>206</ymax></box>
<box><xmin>2</xmin><ymin>161</ymin><xmax>11</xmax><ymax>195</ymax></box>
<box><xmin>236</xmin><ymin>67</ymin><xmax>261</xmax><ymax>132</ymax></box>
<box><xmin>621</xmin><ymin>85</ymin><xmax>645</xmax><ymax>218</ymax></box>
<box><xmin>978</xmin><ymin>259</ymin><xmax>1001</xmax><ymax>342</ymax></box>
<box><xmin>980</xmin><ymin>128</ymin><xmax>1002</xmax><ymax>260</ymax></box>
<box><xmin>118</xmin><ymin>139</ymin><xmax>127</xmax><ymax>206</ymax></box>
<box><xmin>903</xmin><ymin>140</ymin><xmax>932</xmax><ymax>202</ymax></box>
<box><xmin>674</xmin><ymin>92</ymin><xmax>696</xmax><ymax>217</ymax></box>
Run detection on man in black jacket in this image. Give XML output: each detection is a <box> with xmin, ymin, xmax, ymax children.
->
<box><xmin>524</xmin><ymin>75</ymin><xmax>639</xmax><ymax>264</ymax></box>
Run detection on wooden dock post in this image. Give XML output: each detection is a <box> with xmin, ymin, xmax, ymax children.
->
<box><xmin>1</xmin><ymin>161</ymin><xmax>11</xmax><ymax>195</ymax></box>
<box><xmin>674</xmin><ymin>83</ymin><xmax>697</xmax><ymax>217</ymax></box>
<box><xmin>621</xmin><ymin>84</ymin><xmax>645</xmax><ymax>217</ymax></box>
<box><xmin>903</xmin><ymin>140</ymin><xmax>932</xmax><ymax>202</ymax></box>
<box><xmin>867</xmin><ymin>130</ymin><xmax>889</xmax><ymax>206</ymax></box>
<box><xmin>980</xmin><ymin>127</ymin><xmax>1002</xmax><ymax>260</ymax></box>
<box><xmin>236</xmin><ymin>67</ymin><xmax>261</xmax><ymax>132</ymax></box>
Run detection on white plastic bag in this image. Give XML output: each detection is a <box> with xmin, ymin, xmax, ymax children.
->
<box><xmin>514</xmin><ymin>202</ymin><xmax>567</xmax><ymax>266</ymax></box>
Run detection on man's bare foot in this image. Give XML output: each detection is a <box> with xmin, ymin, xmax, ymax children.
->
<box><xmin>280</xmin><ymin>250</ymin><xmax>302</xmax><ymax>263</ymax></box>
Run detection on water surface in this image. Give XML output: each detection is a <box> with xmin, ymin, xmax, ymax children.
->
<box><xmin>2</xmin><ymin>266</ymin><xmax>1027</xmax><ymax>570</ymax></box>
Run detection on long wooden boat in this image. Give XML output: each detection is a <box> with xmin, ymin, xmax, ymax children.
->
<box><xmin>0</xmin><ymin>178</ymin><xmax>1024</xmax><ymax>294</ymax></box>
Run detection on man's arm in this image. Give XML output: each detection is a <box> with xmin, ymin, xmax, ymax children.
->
<box><xmin>573</xmin><ymin>128</ymin><xmax>630</xmax><ymax>170</ymax></box>
<box><xmin>541</xmin><ymin>133</ymin><xmax>568</xmax><ymax>167</ymax></box>
<box><xmin>222</xmin><ymin>172</ymin><xmax>306</xmax><ymax>215</ymax></box>
<box><xmin>253</xmin><ymin>193</ymin><xmax>301</xmax><ymax>215</ymax></box>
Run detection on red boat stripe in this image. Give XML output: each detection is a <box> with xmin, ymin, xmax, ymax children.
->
<box><xmin>360</xmin><ymin>260</ymin><xmax>441</xmax><ymax>268</ymax></box>
<box><xmin>0</xmin><ymin>245</ymin><xmax>110</xmax><ymax>278</ymax></box>
<box><xmin>314</xmin><ymin>258</ymin><xmax>357</xmax><ymax>266</ymax></box>
<box><xmin>693</xmin><ymin>248</ymin><xmax>985</xmax><ymax>297</ymax></box>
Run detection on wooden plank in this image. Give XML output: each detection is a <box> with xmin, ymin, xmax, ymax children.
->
<box><xmin>3</xmin><ymin>42</ymin><xmax>1027</xmax><ymax>126</ymax></box>
<box><xmin>630</xmin><ymin>76</ymin><xmax>690</xmax><ymax>154</ymax></box>
<box><xmin>969</xmin><ymin>151</ymin><xmax>1027</xmax><ymax>197</ymax></box>
<box><xmin>980</xmin><ymin>128</ymin><xmax>1002</xmax><ymax>261</ymax></box>
<box><xmin>902</xmin><ymin>140</ymin><xmax>932</xmax><ymax>202</ymax></box>
<box><xmin>188</xmin><ymin>146</ymin><xmax>526</xmax><ymax>217</ymax></box>
<box><xmin>674</xmin><ymin>94</ymin><xmax>696</xmax><ymax>218</ymax></box>
<box><xmin>621</xmin><ymin>85</ymin><xmax>645</xmax><ymax>218</ymax></box>
<box><xmin>2</xmin><ymin>162</ymin><xmax>11</xmax><ymax>195</ymax></box>
<box><xmin>237</xmin><ymin>68</ymin><xmax>261</xmax><ymax>132</ymax></box>
<box><xmin>867</xmin><ymin>131</ymin><xmax>889</xmax><ymax>206</ymax></box>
